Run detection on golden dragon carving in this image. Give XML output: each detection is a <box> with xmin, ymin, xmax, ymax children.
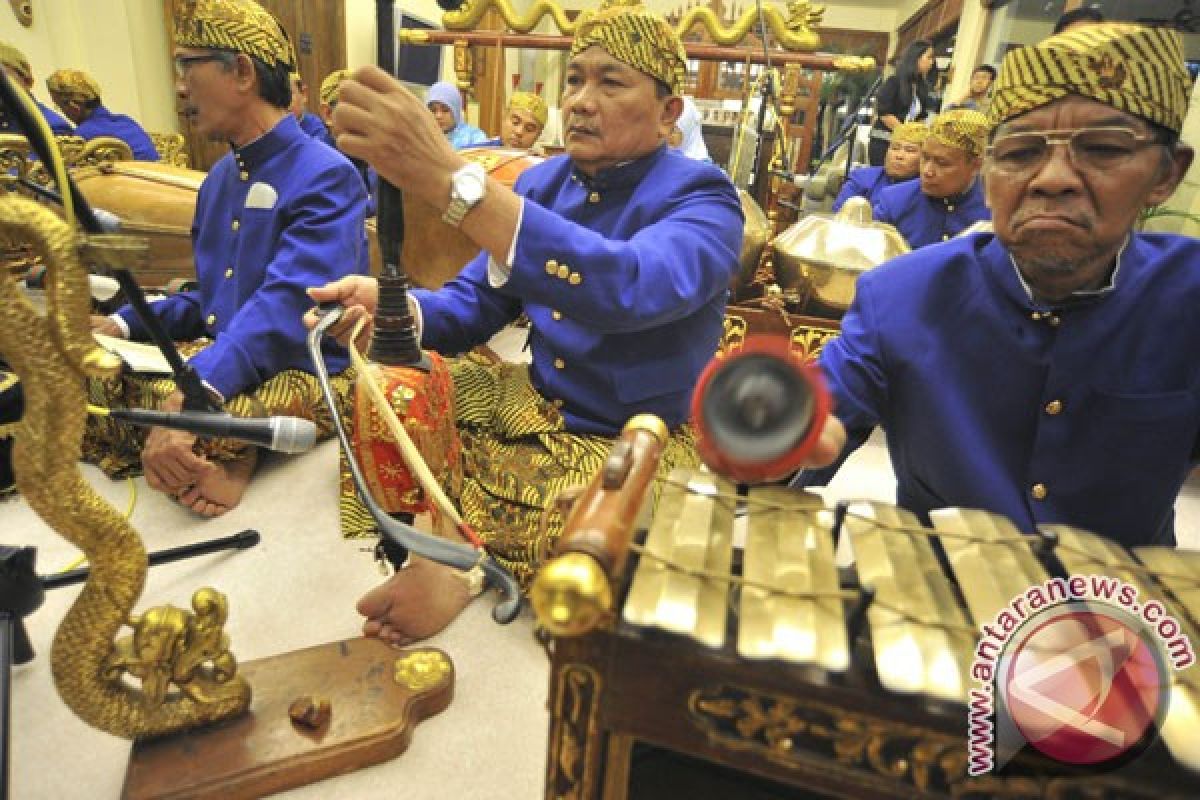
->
<box><xmin>442</xmin><ymin>0</ymin><xmax>826</xmax><ymax>52</ymax></box>
<box><xmin>8</xmin><ymin>0</ymin><xmax>32</xmax><ymax>28</ymax></box>
<box><xmin>0</xmin><ymin>194</ymin><xmax>250</xmax><ymax>738</ymax></box>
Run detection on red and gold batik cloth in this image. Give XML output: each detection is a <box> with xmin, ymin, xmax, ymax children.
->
<box><xmin>82</xmin><ymin>339</ymin><xmax>354</xmax><ymax>478</ymax></box>
<box><xmin>339</xmin><ymin>353</ymin><xmax>701</xmax><ymax>591</ymax></box>
<box><xmin>346</xmin><ymin>351</ymin><xmax>462</xmax><ymax>522</ymax></box>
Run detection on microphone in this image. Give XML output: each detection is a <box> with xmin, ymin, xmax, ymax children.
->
<box><xmin>17</xmin><ymin>178</ymin><xmax>122</xmax><ymax>233</ymax></box>
<box><xmin>690</xmin><ymin>336</ymin><xmax>831</xmax><ymax>484</ymax></box>
<box><xmin>104</xmin><ymin>409</ymin><xmax>318</xmax><ymax>454</ymax></box>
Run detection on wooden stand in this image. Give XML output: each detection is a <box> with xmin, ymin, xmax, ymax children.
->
<box><xmin>122</xmin><ymin>639</ymin><xmax>454</xmax><ymax>800</ymax></box>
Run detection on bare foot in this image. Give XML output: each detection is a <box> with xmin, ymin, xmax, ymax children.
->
<box><xmin>177</xmin><ymin>450</ymin><xmax>259</xmax><ymax>518</ymax></box>
<box><xmin>357</xmin><ymin>556</ymin><xmax>471</xmax><ymax>646</ymax></box>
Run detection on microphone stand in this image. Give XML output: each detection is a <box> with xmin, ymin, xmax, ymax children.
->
<box><xmin>842</xmin><ymin>73</ymin><xmax>884</xmax><ymax>185</ymax></box>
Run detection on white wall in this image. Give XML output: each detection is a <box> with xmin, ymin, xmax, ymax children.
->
<box><xmin>1</xmin><ymin>0</ymin><xmax>177</xmax><ymax>132</ymax></box>
<box><xmin>820</xmin><ymin>4</ymin><xmax>896</xmax><ymax>35</ymax></box>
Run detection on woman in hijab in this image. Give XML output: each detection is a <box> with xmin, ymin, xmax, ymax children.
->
<box><xmin>425</xmin><ymin>81</ymin><xmax>488</xmax><ymax>149</ymax></box>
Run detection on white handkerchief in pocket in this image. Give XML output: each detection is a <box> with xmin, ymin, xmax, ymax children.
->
<box><xmin>244</xmin><ymin>181</ymin><xmax>278</xmax><ymax>210</ymax></box>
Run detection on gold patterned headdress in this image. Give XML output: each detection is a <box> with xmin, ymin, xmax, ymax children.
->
<box><xmin>570</xmin><ymin>0</ymin><xmax>688</xmax><ymax>94</ymax></box>
<box><xmin>46</xmin><ymin>69</ymin><xmax>102</xmax><ymax>102</ymax></box>
<box><xmin>174</xmin><ymin>0</ymin><xmax>295</xmax><ymax>71</ymax></box>
<box><xmin>928</xmin><ymin>109</ymin><xmax>989</xmax><ymax>158</ymax></box>
<box><xmin>892</xmin><ymin>121</ymin><xmax>931</xmax><ymax>146</ymax></box>
<box><xmin>508</xmin><ymin>91</ymin><xmax>548</xmax><ymax>128</ymax></box>
<box><xmin>989</xmin><ymin>22</ymin><xmax>1190</xmax><ymax>134</ymax></box>
<box><xmin>0</xmin><ymin>41</ymin><xmax>32</xmax><ymax>84</ymax></box>
<box><xmin>320</xmin><ymin>69</ymin><xmax>349</xmax><ymax>106</ymax></box>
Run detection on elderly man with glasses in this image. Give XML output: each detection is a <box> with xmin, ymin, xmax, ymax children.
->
<box><xmin>794</xmin><ymin>23</ymin><xmax>1197</xmax><ymax>550</ymax></box>
<box><xmin>87</xmin><ymin>0</ymin><xmax>368</xmax><ymax>516</ymax></box>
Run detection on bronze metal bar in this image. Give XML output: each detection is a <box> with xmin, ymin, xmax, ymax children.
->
<box><xmin>398</xmin><ymin>29</ymin><xmax>867</xmax><ymax>70</ymax></box>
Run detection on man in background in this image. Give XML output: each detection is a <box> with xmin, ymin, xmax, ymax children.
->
<box><xmin>318</xmin><ymin>67</ymin><xmax>376</xmax><ymax>215</ymax></box>
<box><xmin>873</xmin><ymin>109</ymin><xmax>991</xmax><ymax>248</ymax></box>
<box><xmin>946</xmin><ymin>64</ymin><xmax>996</xmax><ymax>114</ymax></box>
<box><xmin>289</xmin><ymin>72</ymin><xmax>330</xmax><ymax>141</ymax></box>
<box><xmin>832</xmin><ymin>120</ymin><xmax>928</xmax><ymax>212</ymax></box>
<box><xmin>45</xmin><ymin>68</ymin><xmax>158</xmax><ymax>160</ymax></box>
<box><xmin>481</xmin><ymin>90</ymin><xmax>548</xmax><ymax>150</ymax></box>
<box><xmin>0</xmin><ymin>41</ymin><xmax>72</xmax><ymax>135</ymax></box>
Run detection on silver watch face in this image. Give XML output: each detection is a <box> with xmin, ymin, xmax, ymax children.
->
<box><xmin>456</xmin><ymin>164</ymin><xmax>487</xmax><ymax>206</ymax></box>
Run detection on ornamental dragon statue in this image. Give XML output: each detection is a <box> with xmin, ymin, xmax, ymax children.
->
<box><xmin>0</xmin><ymin>193</ymin><xmax>250</xmax><ymax>739</ymax></box>
<box><xmin>441</xmin><ymin>0</ymin><xmax>827</xmax><ymax>52</ymax></box>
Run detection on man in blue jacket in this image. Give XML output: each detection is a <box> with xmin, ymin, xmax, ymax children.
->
<box><xmin>832</xmin><ymin>121</ymin><xmax>928</xmax><ymax>212</ymax></box>
<box><xmin>797</xmin><ymin>23</ymin><xmax>1197</xmax><ymax>552</ymax></box>
<box><xmin>46</xmin><ymin>69</ymin><xmax>159</xmax><ymax>160</ymax></box>
<box><xmin>873</xmin><ymin>109</ymin><xmax>991</xmax><ymax>247</ymax></box>
<box><xmin>310</xmin><ymin>0</ymin><xmax>743</xmax><ymax>643</ymax></box>
<box><xmin>88</xmin><ymin>0</ymin><xmax>367</xmax><ymax>516</ymax></box>
<box><xmin>0</xmin><ymin>41</ymin><xmax>72</xmax><ymax>135</ymax></box>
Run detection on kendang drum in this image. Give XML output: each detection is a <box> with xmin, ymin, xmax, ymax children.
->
<box><xmin>379</xmin><ymin>147</ymin><xmax>542</xmax><ymax>289</ymax></box>
<box><xmin>72</xmin><ymin>161</ymin><xmax>205</xmax><ymax>288</ymax></box>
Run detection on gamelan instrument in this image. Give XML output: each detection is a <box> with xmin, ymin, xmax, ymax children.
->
<box><xmin>393</xmin><ymin>146</ymin><xmax>541</xmax><ymax>289</ymax></box>
<box><xmin>533</xmin><ymin>440</ymin><xmax>1200</xmax><ymax>799</ymax></box>
<box><xmin>770</xmin><ymin>196</ymin><xmax>909</xmax><ymax>313</ymax></box>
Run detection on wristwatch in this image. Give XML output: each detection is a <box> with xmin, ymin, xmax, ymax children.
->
<box><xmin>442</xmin><ymin>162</ymin><xmax>487</xmax><ymax>228</ymax></box>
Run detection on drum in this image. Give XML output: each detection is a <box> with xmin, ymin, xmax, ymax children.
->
<box><xmin>383</xmin><ymin>147</ymin><xmax>542</xmax><ymax>289</ymax></box>
<box><xmin>73</xmin><ymin>162</ymin><xmax>204</xmax><ymax>288</ymax></box>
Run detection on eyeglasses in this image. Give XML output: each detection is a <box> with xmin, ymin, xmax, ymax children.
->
<box><xmin>173</xmin><ymin>54</ymin><xmax>229</xmax><ymax>79</ymax></box>
<box><xmin>986</xmin><ymin>127</ymin><xmax>1161</xmax><ymax>175</ymax></box>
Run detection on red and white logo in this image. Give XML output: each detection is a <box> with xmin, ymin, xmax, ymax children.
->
<box><xmin>1002</xmin><ymin>607</ymin><xmax>1166</xmax><ymax>766</ymax></box>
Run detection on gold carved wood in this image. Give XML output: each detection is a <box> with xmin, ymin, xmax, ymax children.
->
<box><xmin>442</xmin><ymin>0</ymin><xmax>827</xmax><ymax>52</ymax></box>
<box><xmin>545</xmin><ymin>663</ymin><xmax>605</xmax><ymax>800</ymax></box>
<box><xmin>8</xmin><ymin>0</ymin><xmax>31</xmax><ymax>27</ymax></box>
<box><xmin>149</xmin><ymin>131</ymin><xmax>190</xmax><ymax>167</ymax></box>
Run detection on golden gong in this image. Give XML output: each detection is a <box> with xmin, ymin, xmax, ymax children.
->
<box><xmin>734</xmin><ymin>189</ymin><xmax>771</xmax><ymax>292</ymax></box>
<box><xmin>771</xmin><ymin>197</ymin><xmax>908</xmax><ymax>311</ymax></box>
